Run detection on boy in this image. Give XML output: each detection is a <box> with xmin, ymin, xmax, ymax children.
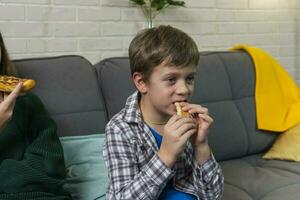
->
<box><xmin>103</xmin><ymin>25</ymin><xmax>224</xmax><ymax>199</ymax></box>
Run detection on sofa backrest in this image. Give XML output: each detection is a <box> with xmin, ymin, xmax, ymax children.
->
<box><xmin>13</xmin><ymin>52</ymin><xmax>278</xmax><ymax>161</ymax></box>
<box><xmin>95</xmin><ymin>51</ymin><xmax>278</xmax><ymax>161</ymax></box>
<box><xmin>95</xmin><ymin>57</ymin><xmax>135</xmax><ymax>119</ymax></box>
<box><xmin>14</xmin><ymin>55</ymin><xmax>107</xmax><ymax>137</ymax></box>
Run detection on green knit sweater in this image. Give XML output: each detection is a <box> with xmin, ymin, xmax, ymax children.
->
<box><xmin>0</xmin><ymin>93</ymin><xmax>71</xmax><ymax>200</ymax></box>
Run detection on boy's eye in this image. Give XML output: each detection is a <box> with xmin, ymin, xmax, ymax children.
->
<box><xmin>186</xmin><ymin>76</ymin><xmax>195</xmax><ymax>84</ymax></box>
<box><xmin>166</xmin><ymin>77</ymin><xmax>176</xmax><ymax>83</ymax></box>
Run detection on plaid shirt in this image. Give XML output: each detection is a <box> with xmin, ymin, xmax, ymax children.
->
<box><xmin>103</xmin><ymin>91</ymin><xmax>224</xmax><ymax>200</ymax></box>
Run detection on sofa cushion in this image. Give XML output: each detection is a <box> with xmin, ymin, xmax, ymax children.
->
<box><xmin>221</xmin><ymin>154</ymin><xmax>300</xmax><ymax>200</ymax></box>
<box><xmin>193</xmin><ymin>52</ymin><xmax>277</xmax><ymax>160</ymax></box>
<box><xmin>263</xmin><ymin>123</ymin><xmax>300</xmax><ymax>162</ymax></box>
<box><xmin>94</xmin><ymin>57</ymin><xmax>135</xmax><ymax>119</ymax></box>
<box><xmin>14</xmin><ymin>55</ymin><xmax>108</xmax><ymax>137</ymax></box>
<box><xmin>60</xmin><ymin>134</ymin><xmax>107</xmax><ymax>200</ymax></box>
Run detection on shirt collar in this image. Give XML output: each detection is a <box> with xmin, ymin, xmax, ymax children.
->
<box><xmin>123</xmin><ymin>91</ymin><xmax>144</xmax><ymax>124</ymax></box>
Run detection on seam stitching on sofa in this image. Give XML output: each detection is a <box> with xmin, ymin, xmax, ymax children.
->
<box><xmin>200</xmin><ymin>96</ymin><xmax>253</xmax><ymax>105</ymax></box>
<box><xmin>224</xmin><ymin>182</ymin><xmax>254</xmax><ymax>199</ymax></box>
<box><xmin>258</xmin><ymin>182</ymin><xmax>300</xmax><ymax>200</ymax></box>
<box><xmin>53</xmin><ymin>110</ymin><xmax>105</xmax><ymax>116</ymax></box>
<box><xmin>215</xmin><ymin>54</ymin><xmax>234</xmax><ymax>102</ymax></box>
<box><xmin>261</xmin><ymin>165</ymin><xmax>300</xmax><ymax>177</ymax></box>
<box><xmin>94</xmin><ymin>58</ymin><xmax>125</xmax><ymax>120</ymax></box>
<box><xmin>95</xmin><ymin>60</ymin><xmax>110</xmax><ymax>121</ymax></box>
<box><xmin>217</xmin><ymin>53</ymin><xmax>250</xmax><ymax>155</ymax></box>
<box><xmin>91</xmin><ymin>63</ymin><xmax>108</xmax><ymax>123</ymax></box>
<box><xmin>14</xmin><ymin>55</ymin><xmax>92</xmax><ymax>64</ymax></box>
<box><xmin>233</xmin><ymin>101</ymin><xmax>251</xmax><ymax>153</ymax></box>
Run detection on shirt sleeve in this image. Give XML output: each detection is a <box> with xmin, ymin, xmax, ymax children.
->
<box><xmin>192</xmin><ymin>152</ymin><xmax>224</xmax><ymax>200</ymax></box>
<box><xmin>103</xmin><ymin>122</ymin><xmax>174</xmax><ymax>200</ymax></box>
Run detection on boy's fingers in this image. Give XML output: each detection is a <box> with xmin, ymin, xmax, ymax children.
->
<box><xmin>179</xmin><ymin>102</ymin><xmax>189</xmax><ymax>107</ymax></box>
<box><xmin>181</xmin><ymin>128</ymin><xmax>196</xmax><ymax>142</ymax></box>
<box><xmin>172</xmin><ymin>117</ymin><xmax>195</xmax><ymax>130</ymax></box>
<box><xmin>167</xmin><ymin>114</ymin><xmax>181</xmax><ymax>125</ymax></box>
<box><xmin>185</xmin><ymin>105</ymin><xmax>209</xmax><ymax>115</ymax></box>
<box><xmin>175</xmin><ymin>121</ymin><xmax>197</xmax><ymax>136</ymax></box>
<box><xmin>198</xmin><ymin>113</ymin><xmax>214</xmax><ymax>124</ymax></box>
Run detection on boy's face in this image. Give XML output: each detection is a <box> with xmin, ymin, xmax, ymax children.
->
<box><xmin>143</xmin><ymin>61</ymin><xmax>196</xmax><ymax>117</ymax></box>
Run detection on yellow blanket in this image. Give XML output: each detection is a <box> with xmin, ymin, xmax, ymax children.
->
<box><xmin>231</xmin><ymin>45</ymin><xmax>300</xmax><ymax>132</ymax></box>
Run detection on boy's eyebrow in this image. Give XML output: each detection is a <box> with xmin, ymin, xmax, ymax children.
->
<box><xmin>163</xmin><ymin>71</ymin><xmax>196</xmax><ymax>77</ymax></box>
<box><xmin>162</xmin><ymin>72</ymin><xmax>180</xmax><ymax>77</ymax></box>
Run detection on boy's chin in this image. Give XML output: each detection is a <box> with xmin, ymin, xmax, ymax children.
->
<box><xmin>161</xmin><ymin>106</ymin><xmax>177</xmax><ymax>116</ymax></box>
<box><xmin>165</xmin><ymin>110</ymin><xmax>176</xmax><ymax>116</ymax></box>
<box><xmin>159</xmin><ymin>109</ymin><xmax>173</xmax><ymax>117</ymax></box>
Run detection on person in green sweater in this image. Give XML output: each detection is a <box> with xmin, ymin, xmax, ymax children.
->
<box><xmin>0</xmin><ymin>32</ymin><xmax>72</xmax><ymax>199</ymax></box>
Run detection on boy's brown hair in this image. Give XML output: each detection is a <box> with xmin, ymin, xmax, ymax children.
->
<box><xmin>129</xmin><ymin>25</ymin><xmax>199</xmax><ymax>81</ymax></box>
<box><xmin>0</xmin><ymin>32</ymin><xmax>17</xmax><ymax>76</ymax></box>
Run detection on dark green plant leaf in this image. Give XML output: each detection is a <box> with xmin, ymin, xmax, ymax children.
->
<box><xmin>167</xmin><ymin>0</ymin><xmax>185</xmax><ymax>6</ymax></box>
<box><xmin>151</xmin><ymin>0</ymin><xmax>167</xmax><ymax>11</ymax></box>
<box><xmin>130</xmin><ymin>0</ymin><xmax>145</xmax><ymax>6</ymax></box>
<box><xmin>130</xmin><ymin>0</ymin><xmax>186</xmax><ymax>15</ymax></box>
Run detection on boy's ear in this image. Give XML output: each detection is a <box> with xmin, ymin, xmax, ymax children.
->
<box><xmin>132</xmin><ymin>72</ymin><xmax>147</xmax><ymax>94</ymax></box>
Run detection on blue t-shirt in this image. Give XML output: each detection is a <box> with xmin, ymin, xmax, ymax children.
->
<box><xmin>148</xmin><ymin>126</ymin><xmax>197</xmax><ymax>200</ymax></box>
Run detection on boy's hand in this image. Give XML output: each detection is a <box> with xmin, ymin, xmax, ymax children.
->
<box><xmin>157</xmin><ymin>115</ymin><xmax>197</xmax><ymax>168</ymax></box>
<box><xmin>0</xmin><ymin>83</ymin><xmax>23</xmax><ymax>132</ymax></box>
<box><xmin>180</xmin><ymin>102</ymin><xmax>213</xmax><ymax>145</ymax></box>
<box><xmin>180</xmin><ymin>102</ymin><xmax>214</xmax><ymax>164</ymax></box>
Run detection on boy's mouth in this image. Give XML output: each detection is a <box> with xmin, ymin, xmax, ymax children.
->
<box><xmin>173</xmin><ymin>100</ymin><xmax>187</xmax><ymax>104</ymax></box>
<box><xmin>172</xmin><ymin>100</ymin><xmax>187</xmax><ymax>112</ymax></box>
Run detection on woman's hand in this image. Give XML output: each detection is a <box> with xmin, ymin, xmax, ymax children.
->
<box><xmin>0</xmin><ymin>83</ymin><xmax>23</xmax><ymax>131</ymax></box>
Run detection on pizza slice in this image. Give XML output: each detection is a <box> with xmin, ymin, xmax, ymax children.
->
<box><xmin>175</xmin><ymin>102</ymin><xmax>189</xmax><ymax>117</ymax></box>
<box><xmin>0</xmin><ymin>75</ymin><xmax>36</xmax><ymax>93</ymax></box>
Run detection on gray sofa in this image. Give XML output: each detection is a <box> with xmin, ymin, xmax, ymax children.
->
<box><xmin>13</xmin><ymin>51</ymin><xmax>300</xmax><ymax>200</ymax></box>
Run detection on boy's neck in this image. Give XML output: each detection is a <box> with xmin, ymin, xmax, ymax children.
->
<box><xmin>139</xmin><ymin>95</ymin><xmax>169</xmax><ymax>127</ymax></box>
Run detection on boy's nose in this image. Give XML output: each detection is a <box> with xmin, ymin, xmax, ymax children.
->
<box><xmin>176</xmin><ymin>81</ymin><xmax>190</xmax><ymax>95</ymax></box>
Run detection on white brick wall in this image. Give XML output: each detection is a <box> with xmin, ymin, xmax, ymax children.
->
<box><xmin>296</xmin><ymin>2</ymin><xmax>300</xmax><ymax>86</ymax></box>
<box><xmin>0</xmin><ymin>0</ymin><xmax>299</xmax><ymax>84</ymax></box>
